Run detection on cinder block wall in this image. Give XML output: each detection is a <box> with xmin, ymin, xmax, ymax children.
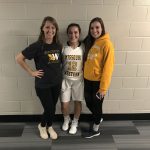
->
<box><xmin>0</xmin><ymin>0</ymin><xmax>150</xmax><ymax>115</ymax></box>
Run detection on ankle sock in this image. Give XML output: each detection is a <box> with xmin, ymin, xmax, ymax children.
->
<box><xmin>72</xmin><ymin>117</ymin><xmax>78</xmax><ymax>125</ymax></box>
<box><xmin>93</xmin><ymin>123</ymin><xmax>100</xmax><ymax>132</ymax></box>
<box><xmin>64</xmin><ymin>115</ymin><xmax>70</xmax><ymax>120</ymax></box>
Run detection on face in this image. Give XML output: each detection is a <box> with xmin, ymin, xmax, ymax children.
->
<box><xmin>90</xmin><ymin>21</ymin><xmax>102</xmax><ymax>39</ymax></box>
<box><xmin>67</xmin><ymin>26</ymin><xmax>80</xmax><ymax>44</ymax></box>
<box><xmin>42</xmin><ymin>21</ymin><xmax>56</xmax><ymax>42</ymax></box>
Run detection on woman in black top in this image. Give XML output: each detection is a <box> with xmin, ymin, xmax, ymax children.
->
<box><xmin>16</xmin><ymin>16</ymin><xmax>62</xmax><ymax>140</ymax></box>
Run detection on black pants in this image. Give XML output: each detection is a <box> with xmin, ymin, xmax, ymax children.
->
<box><xmin>84</xmin><ymin>79</ymin><xmax>104</xmax><ymax>125</ymax></box>
<box><xmin>36</xmin><ymin>84</ymin><xmax>61</xmax><ymax>127</ymax></box>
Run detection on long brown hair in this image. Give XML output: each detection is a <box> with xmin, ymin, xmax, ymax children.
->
<box><xmin>83</xmin><ymin>17</ymin><xmax>106</xmax><ymax>61</ymax></box>
<box><xmin>38</xmin><ymin>16</ymin><xmax>60</xmax><ymax>44</ymax></box>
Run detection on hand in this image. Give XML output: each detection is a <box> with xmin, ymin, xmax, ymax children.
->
<box><xmin>100</xmin><ymin>91</ymin><xmax>105</xmax><ymax>98</ymax></box>
<box><xmin>31</xmin><ymin>70</ymin><xmax>44</xmax><ymax>78</ymax></box>
<box><xmin>96</xmin><ymin>92</ymin><xmax>104</xmax><ymax>100</ymax></box>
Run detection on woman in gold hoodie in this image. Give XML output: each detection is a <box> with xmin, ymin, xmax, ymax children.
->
<box><xmin>83</xmin><ymin>17</ymin><xmax>114</xmax><ymax>138</ymax></box>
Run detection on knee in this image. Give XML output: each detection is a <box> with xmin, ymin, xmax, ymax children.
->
<box><xmin>61</xmin><ymin>102</ymin><xmax>69</xmax><ymax>111</ymax></box>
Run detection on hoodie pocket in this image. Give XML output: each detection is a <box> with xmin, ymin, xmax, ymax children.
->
<box><xmin>93</xmin><ymin>68</ymin><xmax>100</xmax><ymax>79</ymax></box>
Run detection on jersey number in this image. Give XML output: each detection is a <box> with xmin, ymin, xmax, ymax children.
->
<box><xmin>67</xmin><ymin>61</ymin><xmax>77</xmax><ymax>71</ymax></box>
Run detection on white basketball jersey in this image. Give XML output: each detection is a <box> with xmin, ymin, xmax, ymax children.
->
<box><xmin>62</xmin><ymin>43</ymin><xmax>84</xmax><ymax>80</ymax></box>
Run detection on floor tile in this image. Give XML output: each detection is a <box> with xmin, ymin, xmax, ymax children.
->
<box><xmin>0</xmin><ymin>120</ymin><xmax>149</xmax><ymax>150</ymax></box>
<box><xmin>52</xmin><ymin>135</ymin><xmax>117</xmax><ymax>150</ymax></box>
<box><xmin>0</xmin><ymin>123</ymin><xmax>24</xmax><ymax>137</ymax></box>
<box><xmin>133</xmin><ymin>120</ymin><xmax>150</xmax><ymax>126</ymax></box>
<box><xmin>113</xmin><ymin>134</ymin><xmax>150</xmax><ymax>150</ymax></box>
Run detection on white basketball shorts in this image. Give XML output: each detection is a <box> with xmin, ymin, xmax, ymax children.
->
<box><xmin>61</xmin><ymin>78</ymin><xmax>84</xmax><ymax>102</ymax></box>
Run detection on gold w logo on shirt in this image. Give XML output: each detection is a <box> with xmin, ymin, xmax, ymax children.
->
<box><xmin>48</xmin><ymin>53</ymin><xmax>59</xmax><ymax>61</ymax></box>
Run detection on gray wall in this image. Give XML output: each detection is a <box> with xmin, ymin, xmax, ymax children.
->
<box><xmin>0</xmin><ymin>0</ymin><xmax>150</xmax><ymax>115</ymax></box>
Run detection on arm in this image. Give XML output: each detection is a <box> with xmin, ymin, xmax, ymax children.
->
<box><xmin>99</xmin><ymin>43</ymin><xmax>114</xmax><ymax>96</ymax></box>
<box><xmin>16</xmin><ymin>52</ymin><xmax>44</xmax><ymax>78</ymax></box>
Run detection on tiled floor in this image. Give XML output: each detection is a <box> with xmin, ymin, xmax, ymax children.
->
<box><xmin>0</xmin><ymin>120</ymin><xmax>150</xmax><ymax>150</ymax></box>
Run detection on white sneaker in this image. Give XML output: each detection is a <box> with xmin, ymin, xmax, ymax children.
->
<box><xmin>69</xmin><ymin>121</ymin><xmax>78</xmax><ymax>134</ymax></box>
<box><xmin>38</xmin><ymin>124</ymin><xmax>48</xmax><ymax>139</ymax></box>
<box><xmin>62</xmin><ymin>117</ymin><xmax>70</xmax><ymax>131</ymax></box>
<box><xmin>48</xmin><ymin>126</ymin><xmax>58</xmax><ymax>140</ymax></box>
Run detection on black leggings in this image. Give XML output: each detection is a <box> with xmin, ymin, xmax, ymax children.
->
<box><xmin>84</xmin><ymin>79</ymin><xmax>104</xmax><ymax>125</ymax></box>
<box><xmin>36</xmin><ymin>84</ymin><xmax>61</xmax><ymax>127</ymax></box>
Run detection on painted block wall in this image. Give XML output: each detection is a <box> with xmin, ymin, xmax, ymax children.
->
<box><xmin>0</xmin><ymin>0</ymin><xmax>150</xmax><ymax>115</ymax></box>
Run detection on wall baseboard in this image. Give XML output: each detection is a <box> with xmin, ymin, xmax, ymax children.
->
<box><xmin>0</xmin><ymin>113</ymin><xmax>149</xmax><ymax>122</ymax></box>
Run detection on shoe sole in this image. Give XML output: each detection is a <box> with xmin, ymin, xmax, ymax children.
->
<box><xmin>85</xmin><ymin>132</ymin><xmax>100</xmax><ymax>139</ymax></box>
<box><xmin>40</xmin><ymin>135</ymin><xmax>49</xmax><ymax>140</ymax></box>
<box><xmin>69</xmin><ymin>130</ymin><xmax>77</xmax><ymax>134</ymax></box>
<box><xmin>69</xmin><ymin>132</ymin><xmax>76</xmax><ymax>134</ymax></box>
<box><xmin>62</xmin><ymin>128</ymin><xmax>69</xmax><ymax>131</ymax></box>
<box><xmin>62</xmin><ymin>125</ymin><xmax>70</xmax><ymax>131</ymax></box>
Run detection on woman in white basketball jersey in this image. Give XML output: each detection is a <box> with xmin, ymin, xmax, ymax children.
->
<box><xmin>61</xmin><ymin>23</ymin><xmax>84</xmax><ymax>134</ymax></box>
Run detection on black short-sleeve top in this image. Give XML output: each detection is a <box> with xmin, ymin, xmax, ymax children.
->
<box><xmin>22</xmin><ymin>41</ymin><xmax>62</xmax><ymax>88</ymax></box>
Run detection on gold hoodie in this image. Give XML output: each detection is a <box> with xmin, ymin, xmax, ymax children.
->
<box><xmin>84</xmin><ymin>33</ymin><xmax>114</xmax><ymax>94</ymax></box>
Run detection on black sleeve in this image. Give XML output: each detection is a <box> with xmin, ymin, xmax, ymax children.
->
<box><xmin>22</xmin><ymin>42</ymin><xmax>40</xmax><ymax>60</ymax></box>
